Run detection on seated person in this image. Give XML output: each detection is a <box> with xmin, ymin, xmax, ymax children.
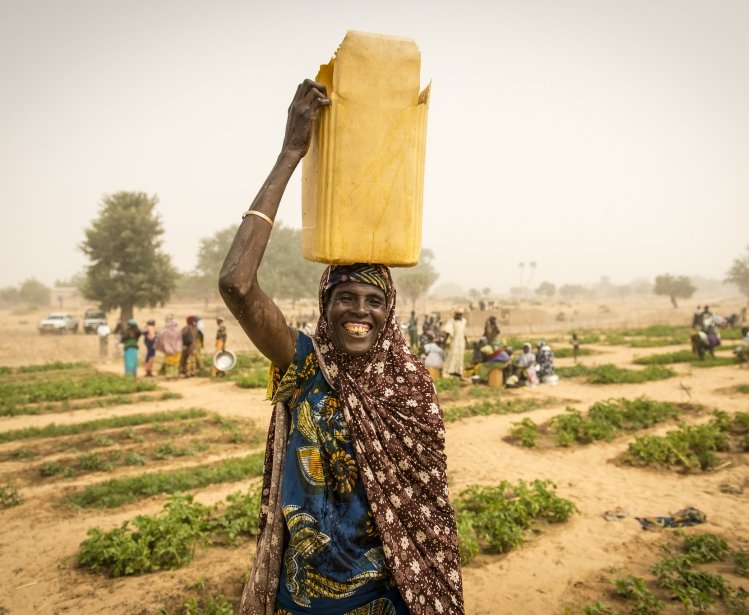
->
<box><xmin>509</xmin><ymin>342</ymin><xmax>538</xmax><ymax>386</ymax></box>
<box><xmin>734</xmin><ymin>327</ymin><xmax>749</xmax><ymax>364</ymax></box>
<box><xmin>536</xmin><ymin>340</ymin><xmax>555</xmax><ymax>381</ymax></box>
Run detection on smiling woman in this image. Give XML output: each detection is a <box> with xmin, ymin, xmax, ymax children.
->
<box><xmin>218</xmin><ymin>80</ymin><xmax>464</xmax><ymax>615</ymax></box>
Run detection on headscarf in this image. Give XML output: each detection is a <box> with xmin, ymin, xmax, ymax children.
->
<box><xmin>156</xmin><ymin>315</ymin><xmax>182</xmax><ymax>355</ymax></box>
<box><xmin>242</xmin><ymin>264</ymin><xmax>464</xmax><ymax>615</ymax></box>
<box><xmin>313</xmin><ymin>264</ymin><xmax>464</xmax><ymax>614</ymax></box>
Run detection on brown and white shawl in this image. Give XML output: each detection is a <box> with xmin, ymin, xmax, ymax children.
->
<box><xmin>240</xmin><ymin>265</ymin><xmax>465</xmax><ymax>615</ymax></box>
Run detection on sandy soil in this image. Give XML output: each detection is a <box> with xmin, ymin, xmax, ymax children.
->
<box><xmin>0</xmin><ymin>298</ymin><xmax>747</xmax><ymax>614</ymax></box>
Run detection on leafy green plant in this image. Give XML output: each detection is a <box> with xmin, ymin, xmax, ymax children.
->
<box><xmin>0</xmin><ymin>408</ymin><xmax>208</xmax><ymax>443</ymax></box>
<box><xmin>735</xmin><ymin>551</ymin><xmax>749</xmax><ymax>577</ymax></box>
<box><xmin>681</xmin><ymin>532</ymin><xmax>729</xmax><ymax>562</ymax></box>
<box><xmin>66</xmin><ymin>453</ymin><xmax>265</xmax><ymax>508</ymax></box>
<box><xmin>582</xmin><ymin>602</ymin><xmax>619</xmax><ymax>615</ymax></box>
<box><xmin>183</xmin><ymin>594</ymin><xmax>234</xmax><ymax>615</ymax></box>
<box><xmin>78</xmin><ymin>489</ymin><xmax>260</xmax><ymax>577</ymax></box>
<box><xmin>635</xmin><ymin>351</ymin><xmax>737</xmax><ymax>367</ymax></box>
<box><xmin>613</xmin><ymin>575</ymin><xmax>663</xmax><ymax>614</ymax></box>
<box><xmin>455</xmin><ymin>479</ymin><xmax>577</xmax><ymax>564</ymax></box>
<box><xmin>0</xmin><ymin>373</ymin><xmax>159</xmax><ymax>416</ymax></box>
<box><xmin>555</xmin><ymin>364</ymin><xmax>675</xmax><ymax>384</ymax></box>
<box><xmin>443</xmin><ymin>397</ymin><xmax>558</xmax><ymax>423</ymax></box>
<box><xmin>0</xmin><ymin>484</ymin><xmax>23</xmax><ymax>508</ymax></box>
<box><xmin>509</xmin><ymin>418</ymin><xmax>539</xmax><ymax>447</ymax></box>
<box><xmin>78</xmin><ymin>494</ymin><xmax>210</xmax><ymax>576</ymax></box>
<box><xmin>624</xmin><ymin>412</ymin><xmax>737</xmax><ymax>470</ymax></box>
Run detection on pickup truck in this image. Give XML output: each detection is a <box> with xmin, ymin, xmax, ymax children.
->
<box><xmin>83</xmin><ymin>309</ymin><xmax>107</xmax><ymax>334</ymax></box>
<box><xmin>38</xmin><ymin>312</ymin><xmax>79</xmax><ymax>334</ymax></box>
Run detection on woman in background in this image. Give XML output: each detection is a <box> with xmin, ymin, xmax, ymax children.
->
<box><xmin>121</xmin><ymin>319</ymin><xmax>141</xmax><ymax>376</ymax></box>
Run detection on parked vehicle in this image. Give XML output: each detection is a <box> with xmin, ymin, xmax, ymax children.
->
<box><xmin>82</xmin><ymin>309</ymin><xmax>107</xmax><ymax>334</ymax></box>
<box><xmin>38</xmin><ymin>312</ymin><xmax>79</xmax><ymax>334</ymax></box>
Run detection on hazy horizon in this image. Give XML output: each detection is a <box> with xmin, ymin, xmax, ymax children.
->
<box><xmin>2</xmin><ymin>0</ymin><xmax>747</xmax><ymax>294</ymax></box>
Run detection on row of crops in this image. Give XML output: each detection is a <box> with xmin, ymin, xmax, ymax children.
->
<box><xmin>1</xmin><ymin>323</ymin><xmax>747</xmax><ymax>614</ymax></box>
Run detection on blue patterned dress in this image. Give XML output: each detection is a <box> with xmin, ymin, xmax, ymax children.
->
<box><xmin>272</xmin><ymin>332</ymin><xmax>407</xmax><ymax>614</ymax></box>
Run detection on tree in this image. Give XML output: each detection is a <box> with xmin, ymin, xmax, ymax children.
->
<box><xmin>653</xmin><ymin>274</ymin><xmax>695</xmax><ymax>308</ymax></box>
<box><xmin>559</xmin><ymin>284</ymin><xmax>590</xmax><ymax>299</ymax></box>
<box><xmin>257</xmin><ymin>223</ymin><xmax>325</xmax><ymax>306</ymax></box>
<box><xmin>80</xmin><ymin>192</ymin><xmax>178</xmax><ymax>325</ymax></box>
<box><xmin>392</xmin><ymin>249</ymin><xmax>439</xmax><ymax>310</ymax></box>
<box><xmin>725</xmin><ymin>245</ymin><xmax>749</xmax><ymax>305</ymax></box>
<box><xmin>535</xmin><ymin>281</ymin><xmax>556</xmax><ymax>298</ymax></box>
<box><xmin>178</xmin><ymin>224</ymin><xmax>241</xmax><ymax>301</ymax></box>
<box><xmin>19</xmin><ymin>278</ymin><xmax>50</xmax><ymax>306</ymax></box>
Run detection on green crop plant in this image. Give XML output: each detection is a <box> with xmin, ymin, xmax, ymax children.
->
<box><xmin>735</xmin><ymin>552</ymin><xmax>749</xmax><ymax>577</ymax></box>
<box><xmin>184</xmin><ymin>595</ymin><xmax>234</xmax><ymax>615</ymax></box>
<box><xmin>78</xmin><ymin>489</ymin><xmax>260</xmax><ymax>577</ymax></box>
<box><xmin>124</xmin><ymin>452</ymin><xmax>146</xmax><ymax>466</ymax></box>
<box><xmin>454</xmin><ymin>479</ymin><xmax>577</xmax><ymax>564</ymax></box>
<box><xmin>77</xmin><ymin>453</ymin><xmax>114</xmax><ymax>472</ymax></box>
<box><xmin>0</xmin><ymin>373</ymin><xmax>158</xmax><ymax>416</ymax></box>
<box><xmin>624</xmin><ymin>412</ymin><xmax>736</xmax><ymax>470</ymax></box>
<box><xmin>0</xmin><ymin>484</ymin><xmax>23</xmax><ymax>508</ymax></box>
<box><xmin>635</xmin><ymin>351</ymin><xmax>737</xmax><ymax>367</ymax></box>
<box><xmin>14</xmin><ymin>361</ymin><xmax>91</xmax><ymax>373</ymax></box>
<box><xmin>582</xmin><ymin>603</ymin><xmax>619</xmax><ymax>615</ymax></box>
<box><xmin>66</xmin><ymin>453</ymin><xmax>265</xmax><ymax>509</ymax></box>
<box><xmin>555</xmin><ymin>364</ymin><xmax>675</xmax><ymax>384</ymax></box>
<box><xmin>551</xmin><ymin>408</ymin><xmax>616</xmax><ymax>446</ymax></box>
<box><xmin>443</xmin><ymin>397</ymin><xmax>558</xmax><ymax>423</ymax></box>
<box><xmin>553</xmin><ymin>347</ymin><xmax>595</xmax><ymax>358</ymax></box>
<box><xmin>78</xmin><ymin>494</ymin><xmax>211</xmax><ymax>576</ymax></box>
<box><xmin>613</xmin><ymin>575</ymin><xmax>664</xmax><ymax>614</ymax></box>
<box><xmin>154</xmin><ymin>444</ymin><xmax>194</xmax><ymax>460</ymax></box>
<box><xmin>509</xmin><ymin>418</ymin><xmax>539</xmax><ymax>447</ymax></box>
<box><xmin>681</xmin><ymin>532</ymin><xmax>729</xmax><ymax>562</ymax></box>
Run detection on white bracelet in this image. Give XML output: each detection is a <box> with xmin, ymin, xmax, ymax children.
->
<box><xmin>241</xmin><ymin>209</ymin><xmax>274</xmax><ymax>227</ymax></box>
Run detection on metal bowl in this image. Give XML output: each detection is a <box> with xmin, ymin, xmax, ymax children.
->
<box><xmin>213</xmin><ymin>349</ymin><xmax>237</xmax><ymax>372</ymax></box>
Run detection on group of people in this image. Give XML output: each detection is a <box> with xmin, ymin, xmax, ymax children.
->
<box><xmin>691</xmin><ymin>305</ymin><xmax>723</xmax><ymax>360</ymax></box>
<box><xmin>98</xmin><ymin>315</ymin><xmax>228</xmax><ymax>378</ymax></box>
<box><xmin>408</xmin><ymin>310</ymin><xmax>558</xmax><ymax>388</ymax></box>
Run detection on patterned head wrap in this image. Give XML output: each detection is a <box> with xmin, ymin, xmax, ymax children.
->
<box><xmin>310</xmin><ymin>264</ymin><xmax>465</xmax><ymax>614</ymax></box>
<box><xmin>322</xmin><ymin>263</ymin><xmax>388</xmax><ymax>298</ymax></box>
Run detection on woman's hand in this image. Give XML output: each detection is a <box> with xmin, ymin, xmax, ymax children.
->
<box><xmin>282</xmin><ymin>79</ymin><xmax>331</xmax><ymax>159</ymax></box>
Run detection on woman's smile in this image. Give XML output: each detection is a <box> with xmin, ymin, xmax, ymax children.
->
<box><xmin>326</xmin><ymin>282</ymin><xmax>387</xmax><ymax>355</ymax></box>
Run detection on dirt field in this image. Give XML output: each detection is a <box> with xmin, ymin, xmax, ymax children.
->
<box><xmin>0</xmin><ymin>297</ymin><xmax>747</xmax><ymax>614</ymax></box>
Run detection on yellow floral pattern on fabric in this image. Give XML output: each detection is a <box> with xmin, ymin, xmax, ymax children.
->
<box><xmin>271</xmin><ymin>334</ymin><xmax>392</xmax><ymax>610</ymax></box>
<box><xmin>344</xmin><ymin>598</ymin><xmax>398</xmax><ymax>615</ymax></box>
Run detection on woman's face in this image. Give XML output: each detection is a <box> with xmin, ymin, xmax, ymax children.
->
<box><xmin>325</xmin><ymin>282</ymin><xmax>387</xmax><ymax>356</ymax></box>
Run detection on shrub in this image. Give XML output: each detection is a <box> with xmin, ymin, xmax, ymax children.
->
<box><xmin>455</xmin><ymin>479</ymin><xmax>577</xmax><ymax>564</ymax></box>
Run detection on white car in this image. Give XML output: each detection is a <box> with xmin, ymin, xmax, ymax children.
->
<box><xmin>38</xmin><ymin>312</ymin><xmax>79</xmax><ymax>334</ymax></box>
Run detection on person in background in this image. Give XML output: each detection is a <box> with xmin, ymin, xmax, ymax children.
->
<box><xmin>735</xmin><ymin>326</ymin><xmax>749</xmax><ymax>364</ymax></box>
<box><xmin>515</xmin><ymin>342</ymin><xmax>538</xmax><ymax>386</ymax></box>
<box><xmin>96</xmin><ymin>321</ymin><xmax>110</xmax><ymax>361</ymax></box>
<box><xmin>420</xmin><ymin>331</ymin><xmax>446</xmax><ymax>380</ymax></box>
<box><xmin>217</xmin><ymin>79</ymin><xmax>463</xmax><ymax>614</ymax></box>
<box><xmin>536</xmin><ymin>340</ymin><xmax>555</xmax><ymax>381</ymax></box>
<box><xmin>692</xmin><ymin>305</ymin><xmax>703</xmax><ymax>329</ymax></box>
<box><xmin>121</xmin><ymin>319</ymin><xmax>141</xmax><ymax>377</ymax></box>
<box><xmin>156</xmin><ymin>315</ymin><xmax>182</xmax><ymax>379</ymax></box>
<box><xmin>212</xmin><ymin>316</ymin><xmax>228</xmax><ymax>377</ymax></box>
<box><xmin>442</xmin><ymin>307</ymin><xmax>467</xmax><ymax>378</ymax></box>
<box><xmin>407</xmin><ymin>310</ymin><xmax>419</xmax><ymax>352</ymax></box>
<box><xmin>571</xmin><ymin>332</ymin><xmax>580</xmax><ymax>363</ymax></box>
<box><xmin>142</xmin><ymin>319</ymin><xmax>157</xmax><ymax>377</ymax></box>
<box><xmin>195</xmin><ymin>315</ymin><xmax>206</xmax><ymax>369</ymax></box>
<box><xmin>180</xmin><ymin>316</ymin><xmax>199</xmax><ymax>377</ymax></box>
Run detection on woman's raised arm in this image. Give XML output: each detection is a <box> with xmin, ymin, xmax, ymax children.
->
<box><xmin>219</xmin><ymin>80</ymin><xmax>330</xmax><ymax>369</ymax></box>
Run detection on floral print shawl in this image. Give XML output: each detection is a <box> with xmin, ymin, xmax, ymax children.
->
<box><xmin>240</xmin><ymin>265</ymin><xmax>464</xmax><ymax>615</ymax></box>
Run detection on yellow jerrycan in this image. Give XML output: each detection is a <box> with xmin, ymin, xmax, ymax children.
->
<box><xmin>301</xmin><ymin>30</ymin><xmax>430</xmax><ymax>267</ymax></box>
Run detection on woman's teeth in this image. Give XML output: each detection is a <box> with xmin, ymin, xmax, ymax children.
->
<box><xmin>343</xmin><ymin>323</ymin><xmax>370</xmax><ymax>337</ymax></box>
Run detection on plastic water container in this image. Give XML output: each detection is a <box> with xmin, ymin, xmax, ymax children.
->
<box><xmin>301</xmin><ymin>30</ymin><xmax>430</xmax><ymax>267</ymax></box>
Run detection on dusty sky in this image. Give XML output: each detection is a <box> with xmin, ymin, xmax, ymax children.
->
<box><xmin>1</xmin><ymin>0</ymin><xmax>747</xmax><ymax>294</ymax></box>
